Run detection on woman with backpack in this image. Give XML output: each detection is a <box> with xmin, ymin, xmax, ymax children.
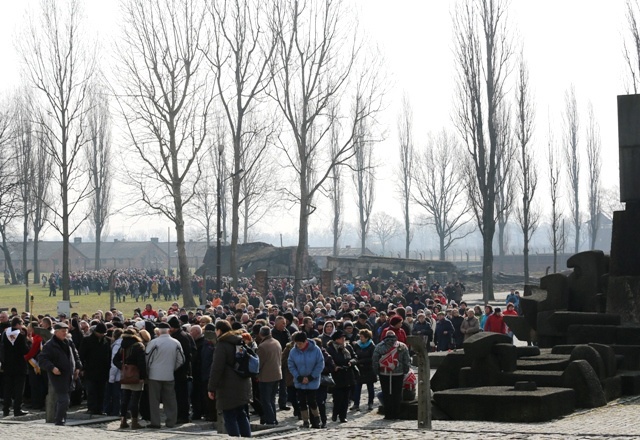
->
<box><xmin>372</xmin><ymin>331</ymin><xmax>411</xmax><ymax>420</ymax></box>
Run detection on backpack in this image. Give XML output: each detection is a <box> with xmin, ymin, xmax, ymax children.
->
<box><xmin>378</xmin><ymin>342</ymin><xmax>400</xmax><ymax>374</ymax></box>
<box><xmin>233</xmin><ymin>341</ymin><xmax>259</xmax><ymax>378</ymax></box>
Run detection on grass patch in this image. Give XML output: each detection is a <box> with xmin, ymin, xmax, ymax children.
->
<box><xmin>0</xmin><ymin>284</ymin><xmax>188</xmax><ymax>318</ymax></box>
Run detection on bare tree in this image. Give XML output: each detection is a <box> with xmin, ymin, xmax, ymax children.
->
<box><xmin>352</xmin><ymin>99</ymin><xmax>376</xmax><ymax>255</ymax></box>
<box><xmin>623</xmin><ymin>0</ymin><xmax>640</xmax><ymax>93</ymax></box>
<box><xmin>85</xmin><ymin>86</ymin><xmax>112</xmax><ymax>270</ymax></box>
<box><xmin>547</xmin><ymin>126</ymin><xmax>563</xmax><ymax>273</ymax></box>
<box><xmin>19</xmin><ymin>0</ymin><xmax>96</xmax><ymax>300</ymax></box>
<box><xmin>117</xmin><ymin>0</ymin><xmax>212</xmax><ymax>308</ymax></box>
<box><xmin>271</xmin><ymin>0</ymin><xmax>382</xmax><ymax>287</ymax></box>
<box><xmin>601</xmin><ymin>185</ymin><xmax>624</xmax><ymax>219</ymax></box>
<box><xmin>563</xmin><ymin>86</ymin><xmax>581</xmax><ymax>254</ymax></box>
<box><xmin>13</xmin><ymin>89</ymin><xmax>34</xmax><ymax>278</ymax></box>
<box><xmin>585</xmin><ymin>102</ymin><xmax>602</xmax><ymax>250</ymax></box>
<box><xmin>30</xmin><ymin>115</ymin><xmax>53</xmax><ymax>284</ymax></box>
<box><xmin>370</xmin><ymin>212</ymin><xmax>401</xmax><ymax>256</ymax></box>
<box><xmin>205</xmin><ymin>0</ymin><xmax>278</xmax><ymax>287</ymax></box>
<box><xmin>452</xmin><ymin>0</ymin><xmax>513</xmax><ymax>302</ymax></box>
<box><xmin>514</xmin><ymin>55</ymin><xmax>540</xmax><ymax>284</ymax></box>
<box><xmin>494</xmin><ymin>105</ymin><xmax>516</xmax><ymax>260</ymax></box>
<box><xmin>327</xmin><ymin>102</ymin><xmax>343</xmax><ymax>257</ymax></box>
<box><xmin>397</xmin><ymin>94</ymin><xmax>414</xmax><ymax>259</ymax></box>
<box><xmin>239</xmin><ymin>113</ymin><xmax>279</xmax><ymax>243</ymax></box>
<box><xmin>412</xmin><ymin>129</ymin><xmax>472</xmax><ymax>261</ymax></box>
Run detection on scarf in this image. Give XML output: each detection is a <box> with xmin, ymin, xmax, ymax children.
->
<box><xmin>357</xmin><ymin>339</ymin><xmax>373</xmax><ymax>349</ymax></box>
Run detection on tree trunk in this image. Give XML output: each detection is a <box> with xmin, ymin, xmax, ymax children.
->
<box><xmin>95</xmin><ymin>225</ymin><xmax>102</xmax><ymax>270</ymax></box>
<box><xmin>295</xmin><ymin>204</ymin><xmax>308</xmax><ymax>292</ymax></box>
<box><xmin>482</xmin><ymin>213</ymin><xmax>496</xmax><ymax>303</ymax></box>
<box><xmin>175</xmin><ymin>204</ymin><xmax>196</xmax><ymax>308</ymax></box>
<box><xmin>405</xmin><ymin>205</ymin><xmax>410</xmax><ymax>259</ymax></box>
<box><xmin>230</xmin><ymin>168</ymin><xmax>240</xmax><ymax>289</ymax></box>
<box><xmin>22</xmin><ymin>201</ymin><xmax>28</xmax><ymax>276</ymax></box>
<box><xmin>33</xmin><ymin>230</ymin><xmax>40</xmax><ymax>284</ymax></box>
<box><xmin>439</xmin><ymin>234</ymin><xmax>445</xmax><ymax>261</ymax></box>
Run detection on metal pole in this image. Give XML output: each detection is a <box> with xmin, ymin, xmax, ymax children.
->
<box><xmin>216</xmin><ymin>145</ymin><xmax>223</xmax><ymax>294</ymax></box>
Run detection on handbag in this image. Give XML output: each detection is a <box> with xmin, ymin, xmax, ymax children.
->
<box><xmin>320</xmin><ymin>373</ymin><xmax>335</xmax><ymax>388</ymax></box>
<box><xmin>120</xmin><ymin>349</ymin><xmax>141</xmax><ymax>385</ymax></box>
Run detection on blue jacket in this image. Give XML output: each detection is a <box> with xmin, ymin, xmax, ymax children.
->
<box><xmin>287</xmin><ymin>339</ymin><xmax>324</xmax><ymax>390</ymax></box>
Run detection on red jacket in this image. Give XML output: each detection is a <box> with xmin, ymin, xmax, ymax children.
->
<box><xmin>25</xmin><ymin>333</ymin><xmax>43</xmax><ymax>361</ymax></box>
<box><xmin>483</xmin><ymin>313</ymin><xmax>507</xmax><ymax>334</ymax></box>
<box><xmin>381</xmin><ymin>326</ymin><xmax>407</xmax><ymax>344</ymax></box>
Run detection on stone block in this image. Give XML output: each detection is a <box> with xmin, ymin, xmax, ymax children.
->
<box><xmin>516</xmin><ymin>357</ymin><xmax>571</xmax><ymax>371</ymax></box>
<box><xmin>433</xmin><ymin>386</ymin><xmax>575</xmax><ymax>422</ymax></box>
<box><xmin>492</xmin><ymin>343</ymin><xmax>518</xmax><ymax>372</ymax></box>
<box><xmin>562</xmin><ymin>360</ymin><xmax>607</xmax><ymax>408</ymax></box>
<box><xmin>588</xmin><ymin>343</ymin><xmax>617</xmax><ymax>377</ymax></box>
<box><xmin>566</xmin><ymin>325</ymin><xmax>617</xmax><ymax>345</ymax></box>
<box><xmin>601</xmin><ymin>375</ymin><xmax>622</xmax><ymax>402</ymax></box>
<box><xmin>570</xmin><ymin>345</ymin><xmax>606</xmax><ymax>380</ymax></box>
<box><xmin>321</xmin><ymin>269</ymin><xmax>335</xmax><ymax>298</ymax></box>
<box><xmin>551</xmin><ymin>345</ymin><xmax>576</xmax><ymax>355</ymax></box>
<box><xmin>619</xmin><ymin>370</ymin><xmax>640</xmax><ymax>395</ymax></box>
<box><xmin>516</xmin><ymin>346</ymin><xmax>541</xmax><ymax>357</ymax></box>
<box><xmin>566</xmin><ymin>250</ymin><xmax>608</xmax><ymax>312</ymax></box>
<box><xmin>497</xmin><ymin>370</ymin><xmax>565</xmax><ymax>388</ymax></box>
<box><xmin>254</xmin><ymin>270</ymin><xmax>268</xmax><ymax>298</ymax></box>
<box><xmin>547</xmin><ymin>312</ymin><xmax>620</xmax><ymax>333</ymax></box>
<box><xmin>430</xmin><ymin>351</ymin><xmax>470</xmax><ymax>392</ymax></box>
<box><xmin>513</xmin><ymin>381</ymin><xmax>537</xmax><ymax>391</ymax></box>
<box><xmin>462</xmin><ymin>332</ymin><xmax>512</xmax><ymax>360</ymax></box>
<box><xmin>537</xmin><ymin>310</ymin><xmax>563</xmax><ymax>337</ymax></box>
<box><xmin>611</xmin><ymin>345</ymin><xmax>640</xmax><ymax>370</ymax></box>
<box><xmin>539</xmin><ymin>273</ymin><xmax>570</xmax><ymax>311</ymax></box>
<box><xmin>616</xmin><ymin>326</ymin><xmax>640</xmax><ymax>345</ymax></box>
<box><xmin>469</xmin><ymin>355</ymin><xmax>501</xmax><ymax>386</ymax></box>
<box><xmin>607</xmin><ymin>276</ymin><xmax>640</xmax><ymax>325</ymax></box>
<box><xmin>502</xmin><ymin>315</ymin><xmax>532</xmax><ymax>341</ymax></box>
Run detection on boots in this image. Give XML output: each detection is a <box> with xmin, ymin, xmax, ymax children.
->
<box><xmin>319</xmin><ymin>405</ymin><xmax>327</xmax><ymax>428</ymax></box>
<box><xmin>310</xmin><ymin>408</ymin><xmax>321</xmax><ymax>428</ymax></box>
<box><xmin>301</xmin><ymin>410</ymin><xmax>309</xmax><ymax>428</ymax></box>
<box><xmin>120</xmin><ymin>417</ymin><xmax>129</xmax><ymax>429</ymax></box>
<box><xmin>130</xmin><ymin>417</ymin><xmax>142</xmax><ymax>430</ymax></box>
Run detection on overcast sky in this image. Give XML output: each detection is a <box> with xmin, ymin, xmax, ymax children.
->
<box><xmin>0</xmin><ymin>1</ymin><xmax>630</xmax><ymax>250</ymax></box>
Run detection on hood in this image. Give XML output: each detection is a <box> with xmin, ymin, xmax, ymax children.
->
<box><xmin>218</xmin><ymin>329</ymin><xmax>245</xmax><ymax>345</ymax></box>
<box><xmin>383</xmin><ymin>331</ymin><xmax>398</xmax><ymax>344</ymax></box>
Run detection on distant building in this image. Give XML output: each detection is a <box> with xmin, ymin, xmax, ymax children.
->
<box><xmin>307</xmin><ymin>245</ymin><xmax>376</xmax><ymax>269</ymax></box>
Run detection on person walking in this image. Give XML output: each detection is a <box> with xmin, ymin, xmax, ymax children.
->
<box><xmin>256</xmin><ymin>326</ymin><xmax>282</xmax><ymax>426</ymax></box>
<box><xmin>145</xmin><ymin>322</ymin><xmax>185</xmax><ymax>429</ymax></box>
<box><xmin>287</xmin><ymin>332</ymin><xmax>324</xmax><ymax>429</ymax></box>
<box><xmin>372</xmin><ymin>331</ymin><xmax>410</xmax><ymax>420</ymax></box>
<box><xmin>38</xmin><ymin>322</ymin><xmax>82</xmax><ymax>426</ymax></box>
<box><xmin>208</xmin><ymin>320</ymin><xmax>252</xmax><ymax>437</ymax></box>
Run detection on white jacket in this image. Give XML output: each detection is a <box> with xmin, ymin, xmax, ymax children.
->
<box><xmin>109</xmin><ymin>338</ymin><xmax>123</xmax><ymax>383</ymax></box>
<box><xmin>145</xmin><ymin>334</ymin><xmax>185</xmax><ymax>381</ymax></box>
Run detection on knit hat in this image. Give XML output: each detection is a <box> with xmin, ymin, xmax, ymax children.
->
<box><xmin>331</xmin><ymin>330</ymin><xmax>345</xmax><ymax>341</ymax></box>
<box><xmin>389</xmin><ymin>315</ymin><xmax>403</xmax><ymax>326</ymax></box>
<box><xmin>94</xmin><ymin>322</ymin><xmax>107</xmax><ymax>334</ymax></box>
<box><xmin>168</xmin><ymin>316</ymin><xmax>181</xmax><ymax>329</ymax></box>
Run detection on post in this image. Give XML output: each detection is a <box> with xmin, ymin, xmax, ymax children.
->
<box><xmin>25</xmin><ymin>269</ymin><xmax>32</xmax><ymax>313</ymax></box>
<box><xmin>407</xmin><ymin>335</ymin><xmax>431</xmax><ymax>430</ymax></box>
<box><xmin>167</xmin><ymin>226</ymin><xmax>171</xmax><ymax>276</ymax></box>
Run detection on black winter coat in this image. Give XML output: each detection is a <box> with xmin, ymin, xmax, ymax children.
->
<box><xmin>172</xmin><ymin>329</ymin><xmax>196</xmax><ymax>380</ymax></box>
<box><xmin>353</xmin><ymin>341</ymin><xmax>377</xmax><ymax>384</ymax></box>
<box><xmin>208</xmin><ymin>330</ymin><xmax>252</xmax><ymax>411</ymax></box>
<box><xmin>79</xmin><ymin>332</ymin><xmax>111</xmax><ymax>381</ymax></box>
<box><xmin>1</xmin><ymin>330</ymin><xmax>28</xmax><ymax>375</ymax></box>
<box><xmin>326</xmin><ymin>341</ymin><xmax>356</xmax><ymax>388</ymax></box>
<box><xmin>39</xmin><ymin>336</ymin><xmax>82</xmax><ymax>394</ymax></box>
<box><xmin>113</xmin><ymin>334</ymin><xmax>147</xmax><ymax>380</ymax></box>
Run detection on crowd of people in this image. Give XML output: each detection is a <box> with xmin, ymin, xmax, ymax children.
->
<box><xmin>0</xmin><ymin>271</ymin><xmax>522</xmax><ymax>436</ymax></box>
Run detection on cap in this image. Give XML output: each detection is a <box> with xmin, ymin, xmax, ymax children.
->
<box><xmin>54</xmin><ymin>322</ymin><xmax>69</xmax><ymax>330</ymax></box>
<box><xmin>157</xmin><ymin>322</ymin><xmax>171</xmax><ymax>329</ymax></box>
<box><xmin>389</xmin><ymin>316</ymin><xmax>403</xmax><ymax>326</ymax></box>
<box><xmin>331</xmin><ymin>330</ymin><xmax>345</xmax><ymax>341</ymax></box>
<box><xmin>94</xmin><ymin>322</ymin><xmax>107</xmax><ymax>334</ymax></box>
<box><xmin>168</xmin><ymin>316</ymin><xmax>181</xmax><ymax>329</ymax></box>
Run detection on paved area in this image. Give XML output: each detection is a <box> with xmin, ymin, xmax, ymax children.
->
<box><xmin>2</xmin><ymin>394</ymin><xmax>640</xmax><ymax>440</ymax></box>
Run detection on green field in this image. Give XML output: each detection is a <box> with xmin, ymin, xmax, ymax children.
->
<box><xmin>0</xmin><ymin>284</ymin><xmax>191</xmax><ymax>318</ymax></box>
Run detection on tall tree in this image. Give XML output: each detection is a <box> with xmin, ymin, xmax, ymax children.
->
<box><xmin>494</xmin><ymin>105</ymin><xmax>516</xmax><ymax>260</ymax></box>
<box><xmin>623</xmin><ymin>0</ymin><xmax>640</xmax><ymax>93</ymax></box>
<box><xmin>271</xmin><ymin>0</ymin><xmax>382</xmax><ymax>288</ymax></box>
<box><xmin>514</xmin><ymin>55</ymin><xmax>540</xmax><ymax>284</ymax></box>
<box><xmin>118</xmin><ymin>0</ymin><xmax>212</xmax><ymax>307</ymax></box>
<box><xmin>327</xmin><ymin>101</ymin><xmax>343</xmax><ymax>257</ymax></box>
<box><xmin>370</xmin><ymin>212</ymin><xmax>401</xmax><ymax>256</ymax></box>
<box><xmin>412</xmin><ymin>129</ymin><xmax>472</xmax><ymax>261</ymax></box>
<box><xmin>586</xmin><ymin>102</ymin><xmax>602</xmax><ymax>250</ymax></box>
<box><xmin>397</xmin><ymin>94</ymin><xmax>414</xmax><ymax>259</ymax></box>
<box><xmin>547</xmin><ymin>127</ymin><xmax>563</xmax><ymax>273</ymax></box>
<box><xmin>20</xmin><ymin>0</ymin><xmax>96</xmax><ymax>300</ymax></box>
<box><xmin>563</xmin><ymin>86</ymin><xmax>581</xmax><ymax>253</ymax></box>
<box><xmin>352</xmin><ymin>98</ymin><xmax>375</xmax><ymax>255</ymax></box>
<box><xmin>85</xmin><ymin>87</ymin><xmax>112</xmax><ymax>270</ymax></box>
<box><xmin>453</xmin><ymin>0</ymin><xmax>513</xmax><ymax>302</ymax></box>
<box><xmin>205</xmin><ymin>0</ymin><xmax>278</xmax><ymax>288</ymax></box>
<box><xmin>14</xmin><ymin>89</ymin><xmax>34</xmax><ymax>278</ymax></box>
<box><xmin>30</xmin><ymin>115</ymin><xmax>53</xmax><ymax>284</ymax></box>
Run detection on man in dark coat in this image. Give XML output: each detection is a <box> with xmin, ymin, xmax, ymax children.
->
<box><xmin>79</xmin><ymin>322</ymin><xmax>111</xmax><ymax>415</ymax></box>
<box><xmin>38</xmin><ymin>322</ymin><xmax>82</xmax><ymax>426</ymax></box>
<box><xmin>168</xmin><ymin>316</ymin><xmax>196</xmax><ymax>424</ymax></box>
<box><xmin>1</xmin><ymin>317</ymin><xmax>29</xmax><ymax>416</ymax></box>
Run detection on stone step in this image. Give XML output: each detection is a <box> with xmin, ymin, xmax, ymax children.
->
<box><xmin>516</xmin><ymin>357</ymin><xmax>571</xmax><ymax>371</ymax></box>
<box><xmin>497</xmin><ymin>369</ymin><xmax>565</xmax><ymax>388</ymax></box>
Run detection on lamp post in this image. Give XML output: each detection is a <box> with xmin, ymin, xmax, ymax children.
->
<box><xmin>216</xmin><ymin>143</ymin><xmax>223</xmax><ymax>293</ymax></box>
